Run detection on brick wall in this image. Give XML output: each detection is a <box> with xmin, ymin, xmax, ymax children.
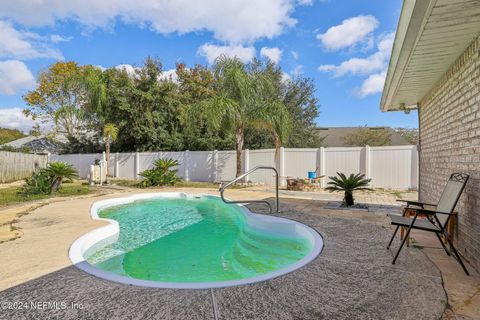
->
<box><xmin>419</xmin><ymin>36</ymin><xmax>480</xmax><ymax>271</ymax></box>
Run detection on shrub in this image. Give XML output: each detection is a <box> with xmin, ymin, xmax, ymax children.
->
<box><xmin>325</xmin><ymin>172</ymin><xmax>373</xmax><ymax>206</ymax></box>
<box><xmin>138</xmin><ymin>158</ymin><xmax>181</xmax><ymax>187</ymax></box>
<box><xmin>21</xmin><ymin>169</ymin><xmax>54</xmax><ymax>195</ymax></box>
<box><xmin>21</xmin><ymin>162</ymin><xmax>79</xmax><ymax>195</ymax></box>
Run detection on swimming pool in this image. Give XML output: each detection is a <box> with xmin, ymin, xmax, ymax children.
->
<box><xmin>69</xmin><ymin>193</ymin><xmax>323</xmax><ymax>289</ymax></box>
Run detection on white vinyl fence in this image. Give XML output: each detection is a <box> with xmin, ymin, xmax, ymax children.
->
<box><xmin>50</xmin><ymin>145</ymin><xmax>419</xmax><ymax>190</ymax></box>
<box><xmin>0</xmin><ymin>151</ymin><xmax>49</xmax><ymax>183</ymax></box>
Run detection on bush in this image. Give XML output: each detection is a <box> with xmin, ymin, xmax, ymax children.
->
<box><xmin>21</xmin><ymin>169</ymin><xmax>54</xmax><ymax>195</ymax></box>
<box><xmin>20</xmin><ymin>162</ymin><xmax>79</xmax><ymax>195</ymax></box>
<box><xmin>138</xmin><ymin>158</ymin><xmax>181</xmax><ymax>187</ymax></box>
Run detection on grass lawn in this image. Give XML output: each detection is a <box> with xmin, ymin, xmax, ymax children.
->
<box><xmin>0</xmin><ymin>181</ymin><xmax>94</xmax><ymax>207</ymax></box>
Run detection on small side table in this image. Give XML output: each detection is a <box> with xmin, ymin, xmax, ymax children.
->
<box><xmin>400</xmin><ymin>207</ymin><xmax>457</xmax><ymax>246</ymax></box>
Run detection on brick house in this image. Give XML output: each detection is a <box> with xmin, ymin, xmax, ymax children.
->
<box><xmin>381</xmin><ymin>0</ymin><xmax>480</xmax><ymax>271</ymax></box>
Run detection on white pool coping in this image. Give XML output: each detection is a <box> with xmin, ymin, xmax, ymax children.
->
<box><xmin>69</xmin><ymin>192</ymin><xmax>323</xmax><ymax>289</ymax></box>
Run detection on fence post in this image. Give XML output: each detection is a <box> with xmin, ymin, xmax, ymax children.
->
<box><xmin>364</xmin><ymin>145</ymin><xmax>371</xmax><ymax>185</ymax></box>
<box><xmin>213</xmin><ymin>150</ymin><xmax>218</xmax><ymax>182</ymax></box>
<box><xmin>115</xmin><ymin>152</ymin><xmax>119</xmax><ymax>178</ymax></box>
<box><xmin>244</xmin><ymin>149</ymin><xmax>250</xmax><ymax>182</ymax></box>
<box><xmin>318</xmin><ymin>147</ymin><xmax>326</xmax><ymax>187</ymax></box>
<box><xmin>279</xmin><ymin>147</ymin><xmax>285</xmax><ymax>187</ymax></box>
<box><xmin>411</xmin><ymin>145</ymin><xmax>419</xmax><ymax>190</ymax></box>
<box><xmin>184</xmin><ymin>150</ymin><xmax>190</xmax><ymax>182</ymax></box>
<box><xmin>134</xmin><ymin>152</ymin><xmax>140</xmax><ymax>180</ymax></box>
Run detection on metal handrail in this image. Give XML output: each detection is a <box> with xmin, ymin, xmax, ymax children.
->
<box><xmin>219</xmin><ymin>166</ymin><xmax>279</xmax><ymax>214</ymax></box>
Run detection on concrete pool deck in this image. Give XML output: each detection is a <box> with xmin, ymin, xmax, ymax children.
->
<box><xmin>0</xmin><ymin>187</ymin><xmax>478</xmax><ymax>319</ymax></box>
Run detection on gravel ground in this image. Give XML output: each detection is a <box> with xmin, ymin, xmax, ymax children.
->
<box><xmin>0</xmin><ymin>202</ymin><xmax>445</xmax><ymax>320</ymax></box>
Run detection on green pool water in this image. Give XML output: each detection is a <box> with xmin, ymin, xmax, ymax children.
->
<box><xmin>84</xmin><ymin>196</ymin><xmax>312</xmax><ymax>283</ymax></box>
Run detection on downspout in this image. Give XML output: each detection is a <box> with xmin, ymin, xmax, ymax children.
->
<box><xmin>417</xmin><ymin>104</ymin><xmax>421</xmax><ymax>201</ymax></box>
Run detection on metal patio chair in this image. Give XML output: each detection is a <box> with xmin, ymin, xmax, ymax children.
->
<box><xmin>386</xmin><ymin>173</ymin><xmax>470</xmax><ymax>275</ymax></box>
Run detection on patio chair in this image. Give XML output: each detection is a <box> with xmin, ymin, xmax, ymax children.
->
<box><xmin>386</xmin><ymin>173</ymin><xmax>470</xmax><ymax>275</ymax></box>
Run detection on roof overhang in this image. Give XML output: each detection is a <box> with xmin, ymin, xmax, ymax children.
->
<box><xmin>381</xmin><ymin>0</ymin><xmax>480</xmax><ymax>112</ymax></box>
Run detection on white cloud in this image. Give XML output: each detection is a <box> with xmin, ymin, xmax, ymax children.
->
<box><xmin>198</xmin><ymin>44</ymin><xmax>256</xmax><ymax>64</ymax></box>
<box><xmin>260</xmin><ymin>47</ymin><xmax>282</xmax><ymax>64</ymax></box>
<box><xmin>357</xmin><ymin>70</ymin><xmax>386</xmax><ymax>97</ymax></box>
<box><xmin>0</xmin><ymin>0</ymin><xmax>298</xmax><ymax>44</ymax></box>
<box><xmin>100</xmin><ymin>64</ymin><xmax>178</xmax><ymax>82</ymax></box>
<box><xmin>0</xmin><ymin>60</ymin><xmax>36</xmax><ymax>95</ymax></box>
<box><xmin>317</xmin><ymin>15</ymin><xmax>379</xmax><ymax>51</ymax></box>
<box><xmin>0</xmin><ymin>20</ymin><xmax>63</xmax><ymax>60</ymax></box>
<box><xmin>318</xmin><ymin>32</ymin><xmax>394</xmax><ymax>77</ymax></box>
<box><xmin>115</xmin><ymin>64</ymin><xmax>138</xmax><ymax>76</ymax></box>
<box><xmin>291</xmin><ymin>51</ymin><xmax>299</xmax><ymax>60</ymax></box>
<box><xmin>297</xmin><ymin>0</ymin><xmax>314</xmax><ymax>5</ymax></box>
<box><xmin>50</xmin><ymin>34</ymin><xmax>72</xmax><ymax>43</ymax></box>
<box><xmin>0</xmin><ymin>107</ymin><xmax>36</xmax><ymax>132</ymax></box>
<box><xmin>292</xmin><ymin>64</ymin><xmax>304</xmax><ymax>77</ymax></box>
<box><xmin>281</xmin><ymin>72</ymin><xmax>291</xmax><ymax>83</ymax></box>
<box><xmin>318</xmin><ymin>32</ymin><xmax>394</xmax><ymax>98</ymax></box>
<box><xmin>158</xmin><ymin>69</ymin><xmax>178</xmax><ymax>82</ymax></box>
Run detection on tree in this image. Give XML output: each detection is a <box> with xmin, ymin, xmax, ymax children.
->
<box><xmin>187</xmin><ymin>56</ymin><xmax>291</xmax><ymax>177</ymax></box>
<box><xmin>23</xmin><ymin>62</ymin><xmax>91</xmax><ymax>139</ymax></box>
<box><xmin>395</xmin><ymin>127</ymin><xmax>419</xmax><ymax>144</ymax></box>
<box><xmin>30</xmin><ymin>57</ymin><xmax>320</xmax><ymax>155</ymax></box>
<box><xmin>0</xmin><ymin>127</ymin><xmax>25</xmax><ymax>144</ymax></box>
<box><xmin>176</xmin><ymin>63</ymin><xmax>234</xmax><ymax>151</ymax></box>
<box><xmin>99</xmin><ymin>57</ymin><xmax>185</xmax><ymax>152</ymax></box>
<box><xmin>343</xmin><ymin>127</ymin><xmax>392</xmax><ymax>146</ymax></box>
<box><xmin>29</xmin><ymin>124</ymin><xmax>42</xmax><ymax>137</ymax></box>
<box><xmin>244</xmin><ymin>72</ymin><xmax>322</xmax><ymax>150</ymax></box>
<box><xmin>103</xmin><ymin>123</ymin><xmax>119</xmax><ymax>177</ymax></box>
<box><xmin>283</xmin><ymin>78</ymin><xmax>322</xmax><ymax>148</ymax></box>
<box><xmin>248</xmin><ymin>60</ymin><xmax>292</xmax><ymax>168</ymax></box>
<box><xmin>325</xmin><ymin>172</ymin><xmax>373</xmax><ymax>206</ymax></box>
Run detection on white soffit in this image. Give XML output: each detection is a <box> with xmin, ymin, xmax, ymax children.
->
<box><xmin>381</xmin><ymin>0</ymin><xmax>480</xmax><ymax>112</ymax></box>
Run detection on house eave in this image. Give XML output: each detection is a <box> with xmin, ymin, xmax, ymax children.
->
<box><xmin>381</xmin><ymin>0</ymin><xmax>480</xmax><ymax>112</ymax></box>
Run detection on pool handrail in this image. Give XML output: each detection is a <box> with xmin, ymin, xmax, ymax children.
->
<box><xmin>219</xmin><ymin>166</ymin><xmax>279</xmax><ymax>213</ymax></box>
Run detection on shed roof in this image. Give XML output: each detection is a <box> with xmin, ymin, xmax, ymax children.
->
<box><xmin>316</xmin><ymin>127</ymin><xmax>411</xmax><ymax>147</ymax></box>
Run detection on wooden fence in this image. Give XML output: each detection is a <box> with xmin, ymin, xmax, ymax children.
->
<box><xmin>0</xmin><ymin>151</ymin><xmax>49</xmax><ymax>183</ymax></box>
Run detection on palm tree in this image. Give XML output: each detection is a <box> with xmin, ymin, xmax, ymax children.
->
<box><xmin>45</xmin><ymin>162</ymin><xmax>79</xmax><ymax>192</ymax></box>
<box><xmin>103</xmin><ymin>123</ymin><xmax>119</xmax><ymax>177</ymax></box>
<box><xmin>325</xmin><ymin>172</ymin><xmax>373</xmax><ymax>206</ymax></box>
<box><xmin>251</xmin><ymin>67</ymin><xmax>292</xmax><ymax>169</ymax></box>
<box><xmin>187</xmin><ymin>56</ymin><xmax>291</xmax><ymax>177</ymax></box>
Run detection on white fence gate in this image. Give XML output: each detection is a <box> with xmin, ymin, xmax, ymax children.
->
<box><xmin>50</xmin><ymin>145</ymin><xmax>418</xmax><ymax>190</ymax></box>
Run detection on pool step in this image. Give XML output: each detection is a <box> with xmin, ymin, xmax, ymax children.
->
<box><xmin>236</xmin><ymin>238</ymin><xmax>300</xmax><ymax>267</ymax></box>
<box><xmin>231</xmin><ymin>243</ymin><xmax>274</xmax><ymax>274</ymax></box>
<box><xmin>237</xmin><ymin>231</ymin><xmax>307</xmax><ymax>260</ymax></box>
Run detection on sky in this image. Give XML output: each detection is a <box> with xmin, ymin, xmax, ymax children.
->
<box><xmin>0</xmin><ymin>0</ymin><xmax>418</xmax><ymax>133</ymax></box>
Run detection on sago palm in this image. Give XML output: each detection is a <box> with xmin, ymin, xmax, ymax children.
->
<box><xmin>153</xmin><ymin>158</ymin><xmax>179</xmax><ymax>173</ymax></box>
<box><xmin>325</xmin><ymin>172</ymin><xmax>373</xmax><ymax>206</ymax></box>
<box><xmin>45</xmin><ymin>162</ymin><xmax>79</xmax><ymax>192</ymax></box>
